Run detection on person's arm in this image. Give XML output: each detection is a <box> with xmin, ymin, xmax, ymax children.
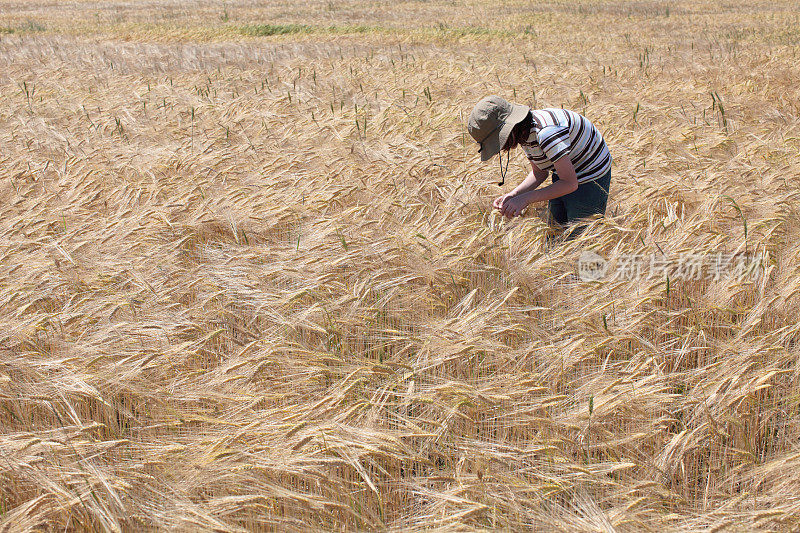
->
<box><xmin>510</xmin><ymin>162</ymin><xmax>549</xmax><ymax>196</ymax></box>
<box><xmin>493</xmin><ymin>161</ymin><xmax>549</xmax><ymax>210</ymax></box>
<box><xmin>499</xmin><ymin>157</ymin><xmax>579</xmax><ymax>217</ymax></box>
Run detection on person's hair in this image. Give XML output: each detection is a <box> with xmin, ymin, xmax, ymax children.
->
<box><xmin>502</xmin><ymin>111</ymin><xmax>534</xmax><ymax>152</ymax></box>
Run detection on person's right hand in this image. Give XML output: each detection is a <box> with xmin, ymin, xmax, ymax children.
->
<box><xmin>493</xmin><ymin>193</ymin><xmax>515</xmax><ymax>211</ymax></box>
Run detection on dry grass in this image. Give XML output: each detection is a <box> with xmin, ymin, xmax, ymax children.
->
<box><xmin>1</xmin><ymin>0</ymin><xmax>800</xmax><ymax>531</ymax></box>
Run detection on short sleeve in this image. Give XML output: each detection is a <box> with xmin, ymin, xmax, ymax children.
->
<box><xmin>537</xmin><ymin>126</ymin><xmax>571</xmax><ymax>162</ymax></box>
<box><xmin>521</xmin><ymin>144</ymin><xmax>535</xmax><ymax>161</ymax></box>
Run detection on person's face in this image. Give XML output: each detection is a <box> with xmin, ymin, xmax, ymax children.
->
<box><xmin>502</xmin><ymin>127</ymin><xmax>518</xmax><ymax>152</ymax></box>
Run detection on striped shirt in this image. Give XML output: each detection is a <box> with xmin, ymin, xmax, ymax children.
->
<box><xmin>520</xmin><ymin>108</ymin><xmax>612</xmax><ymax>184</ymax></box>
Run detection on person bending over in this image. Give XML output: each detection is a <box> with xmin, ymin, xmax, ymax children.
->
<box><xmin>467</xmin><ymin>95</ymin><xmax>612</xmax><ymax>240</ymax></box>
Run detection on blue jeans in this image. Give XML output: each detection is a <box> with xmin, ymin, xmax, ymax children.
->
<box><xmin>548</xmin><ymin>169</ymin><xmax>611</xmax><ymax>240</ymax></box>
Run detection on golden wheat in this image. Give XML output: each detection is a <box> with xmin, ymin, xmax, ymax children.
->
<box><xmin>1</xmin><ymin>0</ymin><xmax>800</xmax><ymax>531</ymax></box>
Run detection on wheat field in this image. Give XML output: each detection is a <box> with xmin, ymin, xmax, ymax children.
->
<box><xmin>1</xmin><ymin>0</ymin><xmax>800</xmax><ymax>531</ymax></box>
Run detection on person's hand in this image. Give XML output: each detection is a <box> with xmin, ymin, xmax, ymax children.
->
<box><xmin>493</xmin><ymin>193</ymin><xmax>515</xmax><ymax>211</ymax></box>
<box><xmin>499</xmin><ymin>194</ymin><xmax>528</xmax><ymax>218</ymax></box>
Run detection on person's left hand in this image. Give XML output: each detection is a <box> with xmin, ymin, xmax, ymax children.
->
<box><xmin>493</xmin><ymin>193</ymin><xmax>515</xmax><ymax>210</ymax></box>
<box><xmin>500</xmin><ymin>195</ymin><xmax>528</xmax><ymax>218</ymax></box>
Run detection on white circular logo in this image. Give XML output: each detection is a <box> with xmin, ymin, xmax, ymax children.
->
<box><xmin>578</xmin><ymin>251</ymin><xmax>608</xmax><ymax>281</ymax></box>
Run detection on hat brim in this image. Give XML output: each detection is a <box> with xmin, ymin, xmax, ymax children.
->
<box><xmin>479</xmin><ymin>103</ymin><xmax>530</xmax><ymax>162</ymax></box>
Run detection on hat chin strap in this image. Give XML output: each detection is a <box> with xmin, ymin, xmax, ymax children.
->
<box><xmin>498</xmin><ymin>149</ymin><xmax>509</xmax><ymax>186</ymax></box>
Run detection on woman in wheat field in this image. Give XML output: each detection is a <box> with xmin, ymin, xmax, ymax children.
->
<box><xmin>468</xmin><ymin>95</ymin><xmax>612</xmax><ymax>240</ymax></box>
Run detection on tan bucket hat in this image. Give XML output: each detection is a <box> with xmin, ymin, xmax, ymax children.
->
<box><xmin>467</xmin><ymin>95</ymin><xmax>530</xmax><ymax>162</ymax></box>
